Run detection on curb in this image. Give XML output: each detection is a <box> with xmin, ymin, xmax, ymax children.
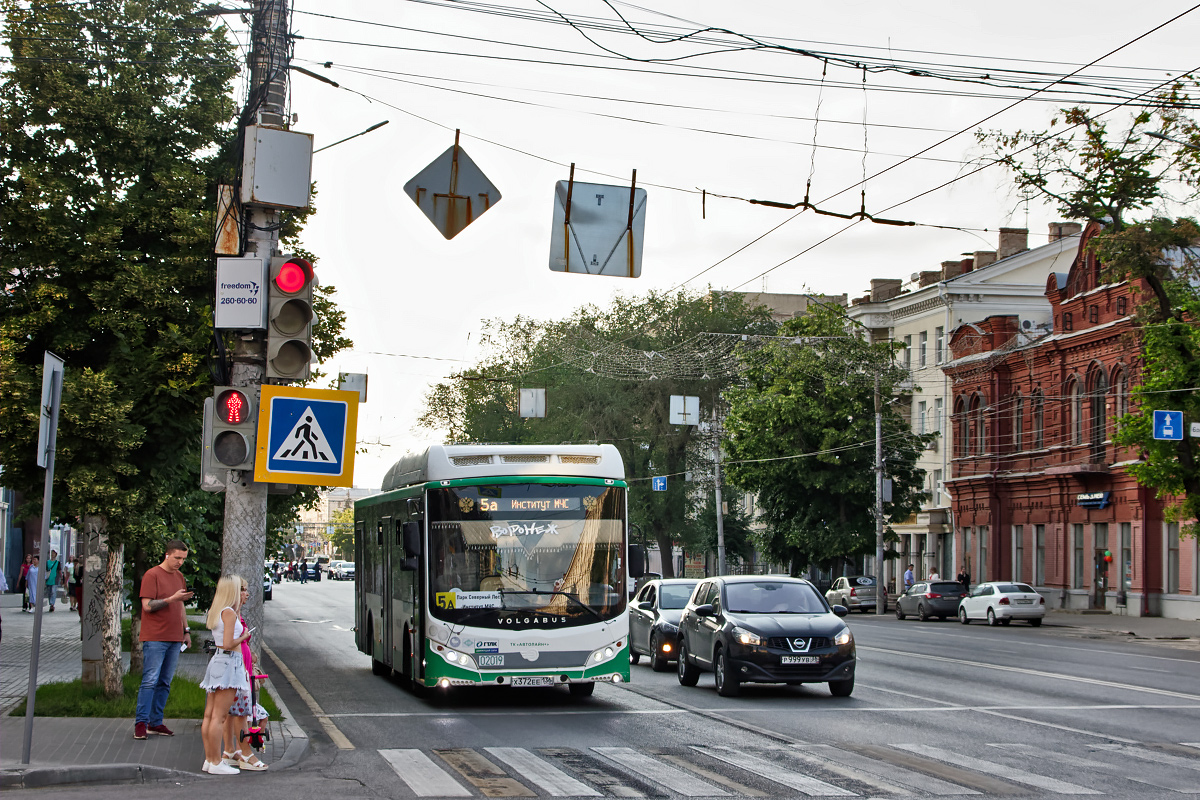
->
<box><xmin>0</xmin><ymin>763</ymin><xmax>189</xmax><ymax>789</ymax></box>
<box><xmin>261</xmin><ymin>666</ymin><xmax>310</xmax><ymax>770</ymax></box>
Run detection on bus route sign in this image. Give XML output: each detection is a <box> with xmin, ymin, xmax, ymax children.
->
<box><xmin>254</xmin><ymin>385</ymin><xmax>359</xmax><ymax>487</ymax></box>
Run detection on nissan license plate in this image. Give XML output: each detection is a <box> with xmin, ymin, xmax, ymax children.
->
<box><xmin>781</xmin><ymin>655</ymin><xmax>820</xmax><ymax>665</ymax></box>
<box><xmin>510</xmin><ymin>676</ymin><xmax>555</xmax><ymax>687</ymax></box>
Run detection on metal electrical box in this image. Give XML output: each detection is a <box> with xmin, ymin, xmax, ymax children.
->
<box><xmin>241</xmin><ymin>125</ymin><xmax>314</xmax><ymax>209</ymax></box>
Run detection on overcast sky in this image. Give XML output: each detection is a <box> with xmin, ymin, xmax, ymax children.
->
<box><xmin>270</xmin><ymin>0</ymin><xmax>1200</xmax><ymax>489</ymax></box>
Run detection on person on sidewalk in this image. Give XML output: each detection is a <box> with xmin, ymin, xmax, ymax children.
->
<box><xmin>220</xmin><ymin>588</ymin><xmax>268</xmax><ymax>772</ymax></box>
<box><xmin>298</xmin><ymin>558</ymin><xmax>307</xmax><ymax>584</ymax></box>
<box><xmin>44</xmin><ymin>550</ymin><xmax>60</xmax><ymax>612</ymax></box>
<box><xmin>200</xmin><ymin>575</ymin><xmax>251</xmax><ymax>775</ymax></box>
<box><xmin>134</xmin><ymin>539</ymin><xmax>194</xmax><ymax>740</ymax></box>
<box><xmin>25</xmin><ymin>556</ymin><xmax>39</xmax><ymax>612</ymax></box>
<box><xmin>16</xmin><ymin>554</ymin><xmax>31</xmax><ymax>612</ymax></box>
<box><xmin>903</xmin><ymin>564</ymin><xmax>915</xmax><ymax>591</ymax></box>
<box><xmin>957</xmin><ymin>565</ymin><xmax>971</xmax><ymax>593</ymax></box>
<box><xmin>70</xmin><ymin>556</ymin><xmax>84</xmax><ymax>616</ymax></box>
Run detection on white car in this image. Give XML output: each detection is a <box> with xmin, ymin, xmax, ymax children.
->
<box><xmin>331</xmin><ymin>561</ymin><xmax>355</xmax><ymax>581</ymax></box>
<box><xmin>958</xmin><ymin>581</ymin><xmax>1045</xmax><ymax>626</ymax></box>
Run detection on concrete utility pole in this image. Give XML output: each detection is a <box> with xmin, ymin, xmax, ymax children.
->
<box><xmin>874</xmin><ymin>374</ymin><xmax>886</xmax><ymax>615</ymax></box>
<box><xmin>222</xmin><ymin>0</ymin><xmax>291</xmax><ymax>653</ymax></box>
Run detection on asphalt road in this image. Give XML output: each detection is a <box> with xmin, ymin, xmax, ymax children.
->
<box><xmin>28</xmin><ymin>577</ymin><xmax>1200</xmax><ymax>799</ymax></box>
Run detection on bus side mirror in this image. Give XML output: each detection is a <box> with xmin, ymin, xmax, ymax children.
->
<box><xmin>629</xmin><ymin>544</ymin><xmax>646</xmax><ymax>579</ymax></box>
<box><xmin>401</xmin><ymin>521</ymin><xmax>421</xmax><ymax>570</ymax></box>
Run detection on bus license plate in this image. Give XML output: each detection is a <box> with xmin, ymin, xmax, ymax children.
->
<box><xmin>781</xmin><ymin>656</ymin><xmax>820</xmax><ymax>665</ymax></box>
<box><xmin>510</xmin><ymin>676</ymin><xmax>555</xmax><ymax>687</ymax></box>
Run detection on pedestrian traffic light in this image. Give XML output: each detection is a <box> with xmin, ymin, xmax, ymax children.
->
<box><xmin>211</xmin><ymin>386</ymin><xmax>259</xmax><ymax>470</ymax></box>
<box><xmin>266</xmin><ymin>255</ymin><xmax>315</xmax><ymax>382</ymax></box>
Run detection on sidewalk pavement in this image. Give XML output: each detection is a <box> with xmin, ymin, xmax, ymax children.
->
<box><xmin>1042</xmin><ymin>608</ymin><xmax>1200</xmax><ymax>648</ymax></box>
<box><xmin>0</xmin><ymin>594</ymin><xmax>309</xmax><ymax>788</ymax></box>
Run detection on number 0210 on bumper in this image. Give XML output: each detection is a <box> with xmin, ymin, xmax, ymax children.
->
<box><xmin>510</xmin><ymin>676</ymin><xmax>556</xmax><ymax>687</ymax></box>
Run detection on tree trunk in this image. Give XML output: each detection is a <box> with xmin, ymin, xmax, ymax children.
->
<box><xmin>101</xmin><ymin>540</ymin><xmax>125</xmax><ymax>698</ymax></box>
<box><xmin>656</xmin><ymin>530</ymin><xmax>675</xmax><ymax>578</ymax></box>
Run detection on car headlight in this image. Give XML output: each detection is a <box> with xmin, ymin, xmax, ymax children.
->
<box><xmin>732</xmin><ymin>626</ymin><xmax>762</xmax><ymax>646</ymax></box>
<box><xmin>833</xmin><ymin>627</ymin><xmax>853</xmax><ymax>646</ymax></box>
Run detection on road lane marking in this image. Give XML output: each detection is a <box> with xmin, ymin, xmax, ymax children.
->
<box><xmin>539</xmin><ymin>747</ymin><xmax>644</xmax><ymax>797</ymax></box>
<box><xmin>892</xmin><ymin>743</ymin><xmax>1100</xmax><ymax>794</ymax></box>
<box><xmin>437</xmin><ymin>748</ymin><xmax>535</xmax><ymax>797</ymax></box>
<box><xmin>860</xmin><ymin>645</ymin><xmax>1200</xmax><ymax>701</ymax></box>
<box><xmin>317</xmin><ymin>703</ymin><xmax>1200</xmax><ymax>718</ymax></box>
<box><xmin>595</xmin><ymin>747</ymin><xmax>731</xmax><ymax>796</ymax></box>
<box><xmin>320</xmin><ymin>709</ymin><xmax>690</xmax><ymax>717</ymax></box>
<box><xmin>656</xmin><ymin>752</ymin><xmax>768</xmax><ymax>797</ymax></box>
<box><xmin>261</xmin><ymin>643</ymin><xmax>355</xmax><ymax>750</ymax></box>
<box><xmin>380</xmin><ymin>749</ymin><xmax>471</xmax><ymax>796</ymax></box>
<box><xmin>844</xmin><ymin>744</ymin><xmax>1020</xmax><ymax>795</ymax></box>
<box><xmin>1094</xmin><ymin>743</ymin><xmax>1200</xmax><ymax>772</ymax></box>
<box><xmin>794</xmin><ymin>744</ymin><xmax>978</xmax><ymax>795</ymax></box>
<box><xmin>991</xmin><ymin>743</ymin><xmax>1200</xmax><ymax>793</ymax></box>
<box><xmin>696</xmin><ymin>745</ymin><xmax>857</xmax><ymax>796</ymax></box>
<box><xmin>486</xmin><ymin>748</ymin><xmax>601</xmax><ymax>797</ymax></box>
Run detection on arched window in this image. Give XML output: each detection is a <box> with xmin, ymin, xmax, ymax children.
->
<box><xmin>1088</xmin><ymin>365</ymin><xmax>1109</xmax><ymax>459</ymax></box>
<box><xmin>1012</xmin><ymin>393</ymin><xmax>1024</xmax><ymax>451</ymax></box>
<box><xmin>972</xmin><ymin>394</ymin><xmax>986</xmax><ymax>454</ymax></box>
<box><xmin>1112</xmin><ymin>367</ymin><xmax>1129</xmax><ymax>434</ymax></box>
<box><xmin>955</xmin><ymin>397</ymin><xmax>968</xmax><ymax>458</ymax></box>
<box><xmin>1032</xmin><ymin>391</ymin><xmax>1045</xmax><ymax>449</ymax></box>
<box><xmin>1069</xmin><ymin>379</ymin><xmax>1083</xmax><ymax>446</ymax></box>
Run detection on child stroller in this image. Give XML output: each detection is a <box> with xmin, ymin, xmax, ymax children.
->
<box><xmin>240</xmin><ymin>672</ymin><xmax>271</xmax><ymax>751</ymax></box>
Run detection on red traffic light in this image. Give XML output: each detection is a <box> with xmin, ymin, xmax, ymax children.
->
<box><xmin>273</xmin><ymin>258</ymin><xmax>313</xmax><ymax>295</ymax></box>
<box><xmin>216</xmin><ymin>389</ymin><xmax>251</xmax><ymax>425</ymax></box>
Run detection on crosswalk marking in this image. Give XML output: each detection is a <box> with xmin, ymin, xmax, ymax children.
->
<box><xmin>695</xmin><ymin>746</ymin><xmax>857</xmax><ymax>796</ymax></box>
<box><xmin>794</xmin><ymin>744</ymin><xmax>979</xmax><ymax>796</ymax></box>
<box><xmin>486</xmin><ymin>748</ymin><xmax>601</xmax><ymax>797</ymax></box>
<box><xmin>380</xmin><ymin>749</ymin><xmax>471</xmax><ymax>797</ymax></box>
<box><xmin>541</xmin><ymin>747</ymin><xmax>645</xmax><ymax>797</ymax></box>
<box><xmin>438</xmin><ymin>748</ymin><xmax>535</xmax><ymax>797</ymax></box>
<box><xmin>1094</xmin><ymin>743</ymin><xmax>1200</xmax><ymax>773</ymax></box>
<box><xmin>989</xmin><ymin>744</ymin><xmax>1200</xmax><ymax>794</ymax></box>
<box><xmin>594</xmin><ymin>747</ymin><xmax>731</xmax><ymax>796</ymax></box>
<box><xmin>893</xmin><ymin>743</ymin><xmax>1100</xmax><ymax>795</ymax></box>
<box><xmin>656</xmin><ymin>752</ymin><xmax>769</xmax><ymax>797</ymax></box>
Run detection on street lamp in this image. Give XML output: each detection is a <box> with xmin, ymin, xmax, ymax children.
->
<box><xmin>1145</xmin><ymin>131</ymin><xmax>1200</xmax><ymax>151</ymax></box>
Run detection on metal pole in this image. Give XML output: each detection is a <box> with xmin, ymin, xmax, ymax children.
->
<box><xmin>875</xmin><ymin>374</ymin><xmax>886</xmax><ymax>615</ymax></box>
<box><xmin>22</xmin><ymin>367</ymin><xmax>61</xmax><ymax>764</ymax></box>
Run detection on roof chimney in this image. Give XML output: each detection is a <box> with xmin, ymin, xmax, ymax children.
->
<box><xmin>870</xmin><ymin>278</ymin><xmax>902</xmax><ymax>302</ymax></box>
<box><xmin>973</xmin><ymin>250</ymin><xmax>997</xmax><ymax>269</ymax></box>
<box><xmin>1048</xmin><ymin>221</ymin><xmax>1083</xmax><ymax>242</ymax></box>
<box><xmin>997</xmin><ymin>227</ymin><xmax>1029</xmax><ymax>261</ymax></box>
<box><xmin>941</xmin><ymin>260</ymin><xmax>965</xmax><ymax>280</ymax></box>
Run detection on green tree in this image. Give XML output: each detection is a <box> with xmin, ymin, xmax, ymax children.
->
<box><xmin>419</xmin><ymin>289</ymin><xmax>777</xmax><ymax>575</ymax></box>
<box><xmin>723</xmin><ymin>304</ymin><xmax>931</xmax><ymax>575</ymax></box>
<box><xmin>329</xmin><ymin>506</ymin><xmax>355</xmax><ymax>560</ymax></box>
<box><xmin>979</xmin><ymin>94</ymin><xmax>1200</xmax><ymax>532</ymax></box>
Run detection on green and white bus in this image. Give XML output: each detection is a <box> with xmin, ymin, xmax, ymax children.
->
<box><xmin>354</xmin><ymin>444</ymin><xmax>634</xmax><ymax>696</ymax></box>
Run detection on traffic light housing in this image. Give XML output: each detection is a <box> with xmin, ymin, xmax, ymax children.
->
<box><xmin>211</xmin><ymin>386</ymin><xmax>259</xmax><ymax>470</ymax></box>
<box><xmin>267</xmin><ymin>255</ymin><xmax>315</xmax><ymax>382</ymax></box>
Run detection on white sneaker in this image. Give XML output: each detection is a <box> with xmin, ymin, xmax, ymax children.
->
<box><xmin>221</xmin><ymin>751</ymin><xmax>240</xmax><ymax>768</ymax></box>
<box><xmin>206</xmin><ymin>761</ymin><xmax>240</xmax><ymax>775</ymax></box>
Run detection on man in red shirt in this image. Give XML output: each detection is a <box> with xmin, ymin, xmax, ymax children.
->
<box><xmin>134</xmin><ymin>540</ymin><xmax>194</xmax><ymax>740</ymax></box>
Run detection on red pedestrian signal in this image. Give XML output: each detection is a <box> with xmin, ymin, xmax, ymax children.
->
<box><xmin>210</xmin><ymin>386</ymin><xmax>258</xmax><ymax>470</ymax></box>
<box><xmin>217</xmin><ymin>388</ymin><xmax>250</xmax><ymax>425</ymax></box>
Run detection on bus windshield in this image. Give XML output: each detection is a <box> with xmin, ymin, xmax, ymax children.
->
<box><xmin>427</xmin><ymin>484</ymin><xmax>626</xmax><ymax>628</ymax></box>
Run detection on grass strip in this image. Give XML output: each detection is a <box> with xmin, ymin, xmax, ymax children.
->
<box><xmin>10</xmin><ymin>672</ymin><xmax>281</xmax><ymax>720</ymax></box>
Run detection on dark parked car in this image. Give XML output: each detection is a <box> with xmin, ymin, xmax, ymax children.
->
<box><xmin>676</xmin><ymin>576</ymin><xmax>855</xmax><ymax>697</ymax></box>
<box><xmin>629</xmin><ymin>578</ymin><xmax>698</xmax><ymax>672</ymax></box>
<box><xmin>895</xmin><ymin>580</ymin><xmax>968</xmax><ymax>621</ymax></box>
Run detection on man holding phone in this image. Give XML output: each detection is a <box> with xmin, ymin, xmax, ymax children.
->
<box><xmin>134</xmin><ymin>539</ymin><xmax>194</xmax><ymax>740</ymax></box>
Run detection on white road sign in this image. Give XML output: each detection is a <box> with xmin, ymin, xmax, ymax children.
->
<box><xmin>215</xmin><ymin>256</ymin><xmax>267</xmax><ymax>329</ymax></box>
<box><xmin>550</xmin><ymin>179</ymin><xmax>647</xmax><ymax>277</ymax></box>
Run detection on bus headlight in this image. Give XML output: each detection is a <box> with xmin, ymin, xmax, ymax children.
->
<box><xmin>441</xmin><ymin>649</ymin><xmax>476</xmax><ymax>670</ymax></box>
<box><xmin>587</xmin><ymin>641</ymin><xmax>623</xmax><ymax>666</ymax></box>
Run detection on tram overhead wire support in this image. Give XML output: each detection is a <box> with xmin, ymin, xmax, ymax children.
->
<box><xmin>266</xmin><ymin>255</ymin><xmax>315</xmax><ymax>382</ymax></box>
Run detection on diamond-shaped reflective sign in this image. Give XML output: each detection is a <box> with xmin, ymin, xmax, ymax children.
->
<box><xmin>549</xmin><ymin>179</ymin><xmax>646</xmax><ymax>277</ymax></box>
<box><xmin>404</xmin><ymin>143</ymin><xmax>501</xmax><ymax>239</ymax></box>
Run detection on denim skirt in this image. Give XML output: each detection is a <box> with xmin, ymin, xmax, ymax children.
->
<box><xmin>199</xmin><ymin>652</ymin><xmax>249</xmax><ymax>692</ymax></box>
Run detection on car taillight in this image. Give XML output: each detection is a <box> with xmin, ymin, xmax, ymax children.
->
<box><xmin>849</xmin><ymin>588</ymin><xmax>857</xmax><ymax>597</ymax></box>
<box><xmin>999</xmin><ymin>597</ymin><xmax>1011</xmax><ymax>605</ymax></box>
<box><xmin>924</xmin><ymin>592</ymin><xmax>942</xmax><ymax>599</ymax></box>
<box><xmin>1039</xmin><ymin>596</ymin><xmax>1046</xmax><ymax>604</ymax></box>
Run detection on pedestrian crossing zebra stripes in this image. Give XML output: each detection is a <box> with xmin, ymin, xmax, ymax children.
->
<box><xmin>378</xmin><ymin>741</ymin><xmax>1200</xmax><ymax>798</ymax></box>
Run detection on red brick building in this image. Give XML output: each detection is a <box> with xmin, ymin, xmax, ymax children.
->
<box><xmin>943</xmin><ymin>223</ymin><xmax>1199</xmax><ymax>619</ymax></box>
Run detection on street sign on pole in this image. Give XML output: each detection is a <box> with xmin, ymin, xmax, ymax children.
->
<box><xmin>669</xmin><ymin>395</ymin><xmax>700</xmax><ymax>426</ymax></box>
<box><xmin>652</xmin><ymin>477</ymin><xmax>667</xmax><ymax>491</ymax></box>
<box><xmin>1154</xmin><ymin>410</ymin><xmax>1183</xmax><ymax>440</ymax></box>
<box><xmin>37</xmin><ymin>352</ymin><xmax>64</xmax><ymax>468</ymax></box>
<box><xmin>254</xmin><ymin>385</ymin><xmax>359</xmax><ymax>487</ymax></box>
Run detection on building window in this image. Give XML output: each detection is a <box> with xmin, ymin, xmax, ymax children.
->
<box><xmin>1013</xmin><ymin>525</ymin><xmax>1024</xmax><ymax>581</ymax></box>
<box><xmin>1033</xmin><ymin>391</ymin><xmax>1045</xmax><ymax>449</ymax></box>
<box><xmin>978</xmin><ymin>525</ymin><xmax>989</xmax><ymax>581</ymax></box>
<box><xmin>934</xmin><ymin>398</ymin><xmax>944</xmax><ymax>435</ymax></box>
<box><xmin>1167</xmin><ymin>523</ymin><xmax>1181</xmax><ymax>594</ymax></box>
<box><xmin>1113</xmin><ymin>369</ymin><xmax>1129</xmax><ymax>428</ymax></box>
<box><xmin>1089</xmin><ymin>305</ymin><xmax>1099</xmax><ymax>324</ymax></box>
<box><xmin>963</xmin><ymin>527</ymin><xmax>973</xmax><ymax>576</ymax></box>
<box><xmin>1063</xmin><ymin>311</ymin><xmax>1073</xmax><ymax>332</ymax></box>
<box><xmin>1035</xmin><ymin>524</ymin><xmax>1046</xmax><ymax>585</ymax></box>
<box><xmin>917</xmin><ymin>400</ymin><xmax>927</xmax><ymax>435</ymax></box>
<box><xmin>902</xmin><ymin>335</ymin><xmax>912</xmax><ymax>371</ymax></box>
<box><xmin>1089</xmin><ymin>367</ymin><xmax>1109</xmax><ymax>459</ymax></box>
<box><xmin>1070</xmin><ymin>379</ymin><xmax>1083</xmax><ymax>445</ymax></box>
<box><xmin>1073</xmin><ymin>523</ymin><xmax>1085</xmax><ymax>588</ymax></box>
<box><xmin>918</xmin><ymin>331</ymin><xmax>928</xmax><ymax>368</ymax></box>
<box><xmin>1120</xmin><ymin>522</ymin><xmax>1132</xmax><ymax>590</ymax></box>
<box><xmin>932</xmin><ymin>469</ymin><xmax>942</xmax><ymax>502</ymax></box>
<box><xmin>1117</xmin><ymin>296</ymin><xmax>1127</xmax><ymax>316</ymax></box>
<box><xmin>1013</xmin><ymin>393</ymin><xmax>1024</xmax><ymax>450</ymax></box>
<box><xmin>955</xmin><ymin>397</ymin><xmax>968</xmax><ymax>457</ymax></box>
<box><xmin>972</xmin><ymin>395</ymin><xmax>985</xmax><ymax>454</ymax></box>
<box><xmin>935</xmin><ymin>326</ymin><xmax>944</xmax><ymax>363</ymax></box>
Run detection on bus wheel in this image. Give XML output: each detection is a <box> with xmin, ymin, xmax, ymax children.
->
<box><xmin>568</xmin><ymin>682</ymin><xmax>595</xmax><ymax>698</ymax></box>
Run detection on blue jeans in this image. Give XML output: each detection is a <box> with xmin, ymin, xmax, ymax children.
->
<box><xmin>136</xmin><ymin>640</ymin><xmax>181</xmax><ymax>725</ymax></box>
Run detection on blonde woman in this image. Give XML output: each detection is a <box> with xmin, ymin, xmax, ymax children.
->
<box><xmin>199</xmin><ymin>576</ymin><xmax>251</xmax><ymax>775</ymax></box>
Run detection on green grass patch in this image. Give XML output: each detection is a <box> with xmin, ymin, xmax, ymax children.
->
<box><xmin>10</xmin><ymin>672</ymin><xmax>281</xmax><ymax>721</ymax></box>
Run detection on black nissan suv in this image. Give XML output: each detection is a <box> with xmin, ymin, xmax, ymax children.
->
<box><xmin>676</xmin><ymin>575</ymin><xmax>855</xmax><ymax>697</ymax></box>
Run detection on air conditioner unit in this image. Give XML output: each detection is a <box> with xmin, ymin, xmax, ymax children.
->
<box><xmin>925</xmin><ymin>438</ymin><xmax>938</xmax><ymax>452</ymax></box>
<box><xmin>1021</xmin><ymin>319</ymin><xmax>1033</xmax><ymax>330</ymax></box>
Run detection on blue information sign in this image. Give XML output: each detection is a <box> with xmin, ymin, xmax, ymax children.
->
<box><xmin>652</xmin><ymin>476</ymin><xmax>667</xmax><ymax>491</ymax></box>
<box><xmin>1153</xmin><ymin>410</ymin><xmax>1184</xmax><ymax>441</ymax></box>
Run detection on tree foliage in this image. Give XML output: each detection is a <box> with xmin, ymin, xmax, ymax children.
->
<box><xmin>723</xmin><ymin>304</ymin><xmax>932</xmax><ymax>575</ymax></box>
<box><xmin>979</xmin><ymin>92</ymin><xmax>1200</xmax><ymax>532</ymax></box>
<box><xmin>418</xmin><ymin>290</ymin><xmax>777</xmax><ymax>575</ymax></box>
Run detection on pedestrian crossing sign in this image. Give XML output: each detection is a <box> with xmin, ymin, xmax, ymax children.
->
<box><xmin>254</xmin><ymin>385</ymin><xmax>359</xmax><ymax>487</ymax></box>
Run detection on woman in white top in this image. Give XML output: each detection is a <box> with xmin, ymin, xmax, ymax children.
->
<box><xmin>199</xmin><ymin>576</ymin><xmax>251</xmax><ymax>775</ymax></box>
